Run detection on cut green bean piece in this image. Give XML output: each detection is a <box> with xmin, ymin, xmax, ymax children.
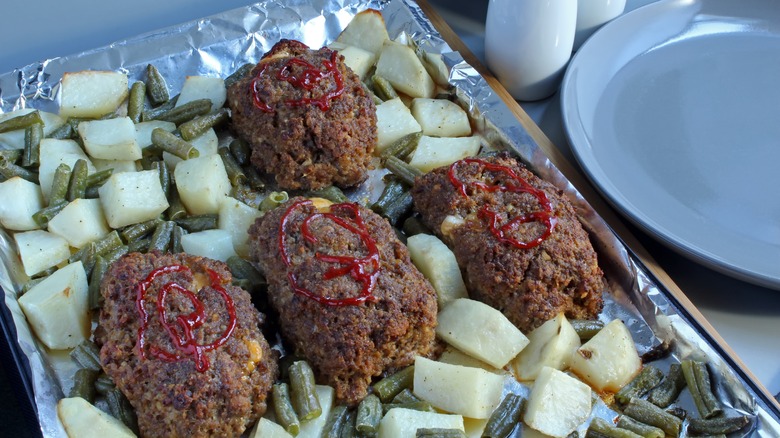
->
<box><xmin>106</xmin><ymin>388</ymin><xmax>139</xmax><ymax>434</ymax></box>
<box><xmin>681</xmin><ymin>360</ymin><xmax>722</xmax><ymax>419</ymax></box>
<box><xmin>483</xmin><ymin>393</ymin><xmax>525</xmax><ymax>438</ymax></box>
<box><xmin>244</xmin><ymin>166</ymin><xmax>266</xmax><ymax>191</ymax></box>
<box><xmin>382</xmin><ymin>191</ymin><xmax>414</xmax><ymax>225</ymax></box>
<box><xmin>0</xmin><ymin>110</ymin><xmax>43</xmax><ymax>133</ymax></box>
<box><xmin>688</xmin><ymin>415</ymin><xmax>750</xmax><ymax>435</ymax></box>
<box><xmin>151</xmin><ymin>128</ymin><xmax>198</xmax><ymax>160</ymax></box>
<box><xmin>174</xmin><ymin>214</ymin><xmax>218</xmax><ymax>232</ymax></box>
<box><xmin>391</xmin><ymin>388</ymin><xmax>421</xmax><ymax>404</ymax></box>
<box><xmin>127</xmin><ymin>237</ymin><xmax>150</xmax><ymax>253</ymax></box>
<box><xmin>141</xmin><ymin>95</ymin><xmax>178</xmax><ymax>121</ymax></box>
<box><xmin>371</xmin><ymin>178</ymin><xmax>406</xmax><ymax>215</ymax></box>
<box><xmin>103</xmin><ymin>244</ymin><xmax>130</xmax><ymax>266</ymax></box>
<box><xmin>166</xmin><ymin>188</ymin><xmax>187</xmax><ymax>221</ymax></box>
<box><xmin>224</xmin><ymin>63</ymin><xmax>255</xmax><ymax>89</ymax></box>
<box><xmin>385</xmin><ymin>155</ymin><xmax>423</xmax><ymax>186</ymax></box>
<box><xmin>180</xmin><ymin>108</ymin><xmax>229</xmax><ymax>141</ymax></box>
<box><xmin>50</xmin><ymin>163</ymin><xmax>72</xmax><ymax>204</ymax></box>
<box><xmin>272</xmin><ymin>382</ymin><xmax>301</xmax><ymax>435</ymax></box>
<box><xmin>48</xmin><ymin>122</ymin><xmax>74</xmax><ymax>139</ymax></box>
<box><xmin>586</xmin><ymin>418</ymin><xmax>643</xmax><ymax>438</ymax></box>
<box><xmin>149</xmin><ymin>221</ymin><xmax>175</xmax><ymax>253</ymax></box>
<box><xmin>85</xmin><ymin>168</ymin><xmax>113</xmax><ymax>188</ymax></box>
<box><xmin>646</xmin><ymin>363</ymin><xmax>685</xmax><ymax>408</ymax></box>
<box><xmin>341</xmin><ymin>408</ymin><xmax>357</xmax><ymax>438</ymax></box>
<box><xmin>218</xmin><ymin>147</ymin><xmax>246</xmax><ymax>186</ymax></box>
<box><xmin>415</xmin><ymin>428</ymin><xmax>467</xmax><ymax>438</ymax></box>
<box><xmin>70</xmin><ymin>340</ymin><xmax>102</xmax><ymax>371</ymax></box>
<box><xmin>20</xmin><ymin>277</ymin><xmax>44</xmax><ymax>295</ymax></box>
<box><xmin>150</xmin><ymin>160</ymin><xmax>171</xmax><ymax>198</ymax></box>
<box><xmin>145</xmin><ymin>64</ymin><xmax>170</xmax><ymax>106</ymax></box>
<box><xmin>616</xmin><ymin>416</ymin><xmax>664</xmax><ymax>438</ymax></box>
<box><xmin>171</xmin><ymin>225</ymin><xmax>185</xmax><ymax>253</ymax></box>
<box><xmin>128</xmin><ymin>81</ymin><xmax>146</xmax><ymax>123</ymax></box>
<box><xmin>615</xmin><ymin>365</ymin><xmax>664</xmax><ymax>406</ymax></box>
<box><xmin>88</xmin><ymin>255</ymin><xmax>108</xmax><ymax>309</ymax></box>
<box><xmin>226</xmin><ymin>256</ymin><xmax>266</xmax><ymax>285</ymax></box>
<box><xmin>380</xmin><ymin>131</ymin><xmax>422</xmax><ymax>161</ymax></box>
<box><xmin>623</xmin><ymin>397</ymin><xmax>682</xmax><ymax>437</ymax></box>
<box><xmin>32</xmin><ymin>200</ymin><xmax>68</xmax><ymax>228</ymax></box>
<box><xmin>570</xmin><ymin>319</ymin><xmax>605</xmax><ymax>341</ymax></box>
<box><xmin>372</xmin><ymin>75</ymin><xmax>399</xmax><ymax>101</ymax></box>
<box><xmin>289</xmin><ymin>360</ymin><xmax>322</xmax><ymax>421</ymax></box>
<box><xmin>69</xmin><ymin>368</ymin><xmax>99</xmax><ymax>403</ymax></box>
<box><xmin>323</xmin><ymin>405</ymin><xmax>349</xmax><ymax>438</ymax></box>
<box><xmin>67</xmin><ymin>158</ymin><xmax>89</xmax><ymax>200</ymax></box>
<box><xmin>121</xmin><ymin>218</ymin><xmax>162</xmax><ymax>243</ymax></box>
<box><xmin>153</xmin><ymin>98</ymin><xmax>212</xmax><ymax>125</ymax></box>
<box><xmin>381</xmin><ymin>400</ymin><xmax>436</xmax><ymax>414</ymax></box>
<box><xmin>356</xmin><ymin>394</ymin><xmax>382</xmax><ymax>434</ymax></box>
<box><xmin>22</xmin><ymin>122</ymin><xmax>43</xmax><ymax>166</ymax></box>
<box><xmin>373</xmin><ymin>365</ymin><xmax>415</xmax><ymax>402</ymax></box>
<box><xmin>260</xmin><ymin>191</ymin><xmax>289</xmax><ymax>212</ymax></box>
<box><xmin>306</xmin><ymin>185</ymin><xmax>348</xmax><ymax>204</ymax></box>
<box><xmin>229</xmin><ymin>138</ymin><xmax>251</xmax><ymax>166</ymax></box>
<box><xmin>94</xmin><ymin>373</ymin><xmax>116</xmax><ymax>395</ymax></box>
<box><xmin>0</xmin><ymin>149</ymin><xmax>22</xmax><ymax>164</ymax></box>
<box><xmin>0</xmin><ymin>159</ymin><xmax>37</xmax><ymax>183</ymax></box>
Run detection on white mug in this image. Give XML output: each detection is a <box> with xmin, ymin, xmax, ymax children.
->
<box><xmin>573</xmin><ymin>0</ymin><xmax>626</xmax><ymax>50</ymax></box>
<box><xmin>485</xmin><ymin>0</ymin><xmax>578</xmax><ymax>101</ymax></box>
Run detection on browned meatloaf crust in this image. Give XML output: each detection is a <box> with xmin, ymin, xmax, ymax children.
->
<box><xmin>411</xmin><ymin>154</ymin><xmax>605</xmax><ymax>332</ymax></box>
<box><xmin>249</xmin><ymin>197</ymin><xmax>438</xmax><ymax>405</ymax></box>
<box><xmin>95</xmin><ymin>252</ymin><xmax>277</xmax><ymax>438</ymax></box>
<box><xmin>227</xmin><ymin>39</ymin><xmax>377</xmax><ymax>190</ymax></box>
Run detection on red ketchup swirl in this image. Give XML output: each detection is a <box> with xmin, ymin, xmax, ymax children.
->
<box><xmin>252</xmin><ymin>44</ymin><xmax>345</xmax><ymax>113</ymax></box>
<box><xmin>135</xmin><ymin>264</ymin><xmax>237</xmax><ymax>372</ymax></box>
<box><xmin>448</xmin><ymin>158</ymin><xmax>557</xmax><ymax>249</ymax></box>
<box><xmin>278</xmin><ymin>199</ymin><xmax>380</xmax><ymax>306</ymax></box>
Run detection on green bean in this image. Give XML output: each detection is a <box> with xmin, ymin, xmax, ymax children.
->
<box><xmin>171</xmin><ymin>225</ymin><xmax>185</xmax><ymax>253</ymax></box>
<box><xmin>224</xmin><ymin>63</ymin><xmax>255</xmax><ymax>89</ymax></box>
<box><xmin>94</xmin><ymin>373</ymin><xmax>116</xmax><ymax>395</ymax></box>
<box><xmin>218</xmin><ymin>147</ymin><xmax>246</xmax><ymax>186</ymax></box>
<box><xmin>483</xmin><ymin>393</ymin><xmax>525</xmax><ymax>438</ymax></box>
<box><xmin>49</xmin><ymin>163</ymin><xmax>72</xmax><ymax>204</ymax></box>
<box><xmin>260</xmin><ymin>191</ymin><xmax>289</xmax><ymax>212</ymax></box>
<box><xmin>166</xmin><ymin>188</ymin><xmax>188</xmax><ymax>221</ymax></box>
<box><xmin>373</xmin><ymin>365</ymin><xmax>415</xmax><ymax>402</ymax></box>
<box><xmin>88</xmin><ymin>255</ymin><xmax>108</xmax><ymax>309</ymax></box>
<box><xmin>127</xmin><ymin>81</ymin><xmax>146</xmax><ymax>123</ymax></box>
<box><xmin>323</xmin><ymin>405</ymin><xmax>349</xmax><ymax>438</ymax></box>
<box><xmin>341</xmin><ymin>408</ymin><xmax>357</xmax><ymax>438</ymax></box>
<box><xmin>415</xmin><ymin>428</ymin><xmax>467</xmax><ymax>438</ymax></box>
<box><xmin>70</xmin><ymin>230</ymin><xmax>123</xmax><ymax>267</ymax></box>
<box><xmin>152</xmin><ymin>98</ymin><xmax>212</xmax><ymax>125</ymax></box>
<box><xmin>103</xmin><ymin>244</ymin><xmax>129</xmax><ymax>266</ymax></box>
<box><xmin>306</xmin><ymin>185</ymin><xmax>348</xmax><ymax>204</ymax></box>
<box><xmin>32</xmin><ymin>200</ymin><xmax>68</xmax><ymax>228</ymax></box>
<box><xmin>0</xmin><ymin>159</ymin><xmax>37</xmax><ymax>183</ymax></box>
<box><xmin>373</xmin><ymin>185</ymin><xmax>413</xmax><ymax>226</ymax></box>
<box><xmin>145</xmin><ymin>64</ymin><xmax>170</xmax><ymax>107</ymax></box>
<box><xmin>385</xmin><ymin>155</ymin><xmax>423</xmax><ymax>186</ymax></box>
<box><xmin>371</xmin><ymin>178</ymin><xmax>406</xmax><ymax>215</ymax></box>
<box><xmin>402</xmin><ymin>216</ymin><xmax>431</xmax><ymax>237</ymax></box>
<box><xmin>20</xmin><ymin>277</ymin><xmax>44</xmax><ymax>295</ymax></box>
<box><xmin>289</xmin><ymin>360</ymin><xmax>322</xmax><ymax>421</ymax></box>
<box><xmin>372</xmin><ymin>75</ymin><xmax>399</xmax><ymax>101</ymax></box>
<box><xmin>382</xmin><ymin>400</ymin><xmax>436</xmax><ymax>415</ymax></box>
<box><xmin>148</xmin><ymin>221</ymin><xmax>174</xmax><ymax>253</ymax></box>
<box><xmin>226</xmin><ymin>256</ymin><xmax>266</xmax><ymax>285</ymax></box>
<box><xmin>616</xmin><ymin>416</ymin><xmax>664</xmax><ymax>438</ymax></box>
<box><xmin>380</xmin><ymin>131</ymin><xmax>422</xmax><ymax>162</ymax></box>
<box><xmin>180</xmin><ymin>108</ymin><xmax>229</xmax><ymax>141</ymax></box>
<box><xmin>121</xmin><ymin>218</ymin><xmax>162</xmax><ymax>242</ymax></box>
<box><xmin>0</xmin><ymin>149</ymin><xmax>22</xmax><ymax>164</ymax></box>
<box><xmin>229</xmin><ymin>138</ymin><xmax>251</xmax><ymax>166</ymax></box>
<box><xmin>70</xmin><ymin>340</ymin><xmax>102</xmax><ymax>371</ymax></box>
<box><xmin>127</xmin><ymin>237</ymin><xmax>150</xmax><ymax>253</ymax></box>
<box><xmin>141</xmin><ymin>95</ymin><xmax>178</xmax><ymax>121</ymax></box>
<box><xmin>22</xmin><ymin>122</ymin><xmax>43</xmax><ymax>166</ymax></box>
<box><xmin>391</xmin><ymin>388</ymin><xmax>421</xmax><ymax>404</ymax></box>
<box><xmin>244</xmin><ymin>166</ymin><xmax>266</xmax><ymax>191</ymax></box>
<box><xmin>585</xmin><ymin>418</ymin><xmax>643</xmax><ymax>438</ymax></box>
<box><xmin>615</xmin><ymin>365</ymin><xmax>664</xmax><ymax>406</ymax></box>
<box><xmin>67</xmin><ymin>158</ymin><xmax>88</xmax><ymax>200</ymax></box>
<box><xmin>151</xmin><ymin>128</ymin><xmax>198</xmax><ymax>160</ymax></box>
<box><xmin>687</xmin><ymin>415</ymin><xmax>750</xmax><ymax>435</ymax></box>
<box><xmin>85</xmin><ymin>168</ymin><xmax>113</xmax><ymax>188</ymax></box>
<box><xmin>106</xmin><ymin>388</ymin><xmax>139</xmax><ymax>434</ymax></box>
<box><xmin>150</xmin><ymin>160</ymin><xmax>171</xmax><ymax>198</ymax></box>
<box><xmin>646</xmin><ymin>363</ymin><xmax>686</xmax><ymax>408</ymax></box>
<box><xmin>0</xmin><ymin>110</ymin><xmax>43</xmax><ymax>133</ymax></box>
<box><xmin>570</xmin><ymin>319</ymin><xmax>605</xmax><ymax>341</ymax></box>
<box><xmin>623</xmin><ymin>397</ymin><xmax>682</xmax><ymax>437</ymax></box>
<box><xmin>69</xmin><ymin>368</ymin><xmax>98</xmax><ymax>403</ymax></box>
<box><xmin>174</xmin><ymin>214</ymin><xmax>218</xmax><ymax>232</ymax></box>
<box><xmin>272</xmin><ymin>382</ymin><xmax>301</xmax><ymax>435</ymax></box>
<box><xmin>681</xmin><ymin>360</ymin><xmax>722</xmax><ymax>419</ymax></box>
<box><xmin>356</xmin><ymin>394</ymin><xmax>382</xmax><ymax>435</ymax></box>
<box><xmin>48</xmin><ymin>122</ymin><xmax>74</xmax><ymax>139</ymax></box>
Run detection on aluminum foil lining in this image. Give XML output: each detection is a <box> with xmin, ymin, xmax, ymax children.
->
<box><xmin>0</xmin><ymin>0</ymin><xmax>778</xmax><ymax>436</ymax></box>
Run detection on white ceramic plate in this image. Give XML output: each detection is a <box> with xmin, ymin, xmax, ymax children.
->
<box><xmin>561</xmin><ymin>0</ymin><xmax>780</xmax><ymax>289</ymax></box>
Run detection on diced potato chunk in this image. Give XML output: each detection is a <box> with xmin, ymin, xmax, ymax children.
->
<box><xmin>438</xmin><ymin>346</ymin><xmax>502</xmax><ymax>374</ymax></box>
<box><xmin>436</xmin><ymin>298</ymin><xmax>529</xmax><ymax>368</ymax></box>
<box><xmin>337</xmin><ymin>9</ymin><xmax>389</xmax><ymax>55</ymax></box>
<box><xmin>58</xmin><ymin>397</ymin><xmax>137</xmax><ymax>438</ymax></box>
<box><xmin>38</xmin><ymin>139</ymin><xmax>96</xmax><ymax>202</ymax></box>
<box><xmin>413</xmin><ymin>356</ymin><xmax>505</xmax><ymax>419</ymax></box>
<box><xmin>176</xmin><ymin>76</ymin><xmax>226</xmax><ymax>109</ymax></box>
<box><xmin>463</xmin><ymin>418</ymin><xmax>490</xmax><ymax>438</ymax></box>
<box><xmin>47</xmin><ymin>198</ymin><xmax>110</xmax><ymax>249</ymax></box>
<box><xmin>174</xmin><ymin>154</ymin><xmax>231</xmax><ymax>215</ymax></box>
<box><xmin>408</xmin><ymin>136</ymin><xmax>481</xmax><ymax>172</ymax></box>
<box><xmin>375</xmin><ymin>40</ymin><xmax>436</xmax><ymax>98</ymax></box>
<box><xmin>98</xmin><ymin>170</ymin><xmax>169</xmax><ymax>228</ymax></box>
<box><xmin>298</xmin><ymin>385</ymin><xmax>335</xmax><ymax>438</ymax></box>
<box><xmin>0</xmin><ymin>177</ymin><xmax>43</xmax><ymax>230</ymax></box>
<box><xmin>0</xmin><ymin>109</ymin><xmax>66</xmax><ymax>150</ymax></box>
<box><xmin>334</xmin><ymin>45</ymin><xmax>377</xmax><ymax>79</ymax></box>
<box><xmin>78</xmin><ymin>117</ymin><xmax>141</xmax><ymax>161</ymax></box>
<box><xmin>378</xmin><ymin>408</ymin><xmax>464</xmax><ymax>438</ymax></box>
<box><xmin>406</xmin><ymin>234</ymin><xmax>467</xmax><ymax>307</ymax></box>
<box><xmin>163</xmin><ymin>128</ymin><xmax>218</xmax><ymax>168</ymax></box>
<box><xmin>135</xmin><ymin>120</ymin><xmax>176</xmax><ymax>149</ymax></box>
<box><xmin>59</xmin><ymin>71</ymin><xmax>129</xmax><ymax>118</ymax></box>
<box><xmin>249</xmin><ymin>418</ymin><xmax>292</xmax><ymax>438</ymax></box>
<box><xmin>18</xmin><ymin>261</ymin><xmax>90</xmax><ymax>350</ymax></box>
<box><xmin>569</xmin><ymin>319</ymin><xmax>642</xmax><ymax>393</ymax></box>
<box><xmin>376</xmin><ymin>98</ymin><xmax>422</xmax><ymax>152</ymax></box>
<box><xmin>411</xmin><ymin>98</ymin><xmax>471</xmax><ymax>137</ymax></box>
<box><xmin>511</xmin><ymin>313</ymin><xmax>581</xmax><ymax>381</ymax></box>
<box><xmin>524</xmin><ymin>367</ymin><xmax>591</xmax><ymax>438</ymax></box>
<box><xmin>181</xmin><ymin>229</ymin><xmax>237</xmax><ymax>262</ymax></box>
<box><xmin>218</xmin><ymin>197</ymin><xmax>262</xmax><ymax>258</ymax></box>
<box><xmin>14</xmin><ymin>230</ymin><xmax>70</xmax><ymax>276</ymax></box>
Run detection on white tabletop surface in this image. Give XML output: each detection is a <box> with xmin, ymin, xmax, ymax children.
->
<box><xmin>1</xmin><ymin>0</ymin><xmax>778</xmax><ymax>408</ymax></box>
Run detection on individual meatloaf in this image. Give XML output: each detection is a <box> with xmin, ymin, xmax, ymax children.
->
<box><xmin>249</xmin><ymin>197</ymin><xmax>438</xmax><ymax>405</ymax></box>
<box><xmin>95</xmin><ymin>251</ymin><xmax>278</xmax><ymax>438</ymax></box>
<box><xmin>411</xmin><ymin>154</ymin><xmax>605</xmax><ymax>333</ymax></box>
<box><xmin>227</xmin><ymin>39</ymin><xmax>377</xmax><ymax>190</ymax></box>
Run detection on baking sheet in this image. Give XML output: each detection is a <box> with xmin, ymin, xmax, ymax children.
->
<box><xmin>0</xmin><ymin>0</ymin><xmax>778</xmax><ymax>436</ymax></box>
